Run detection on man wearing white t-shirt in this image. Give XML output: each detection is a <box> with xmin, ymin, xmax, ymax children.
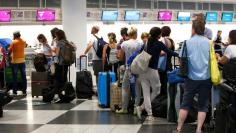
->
<box><xmin>84</xmin><ymin>26</ymin><xmax>103</xmax><ymax>84</ymax></box>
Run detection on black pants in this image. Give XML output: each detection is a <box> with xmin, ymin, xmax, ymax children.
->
<box><xmin>104</xmin><ymin>63</ymin><xmax>119</xmax><ymax>81</ymax></box>
<box><xmin>54</xmin><ymin>64</ymin><xmax>68</xmax><ymax>92</ymax></box>
<box><xmin>159</xmin><ymin>71</ymin><xmax>168</xmax><ymax>96</ymax></box>
<box><xmin>0</xmin><ymin>69</ymin><xmax>4</xmax><ymax>89</ymax></box>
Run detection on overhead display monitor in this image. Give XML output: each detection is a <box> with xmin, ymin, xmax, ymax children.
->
<box><xmin>222</xmin><ymin>12</ymin><xmax>234</xmax><ymax>22</ymax></box>
<box><xmin>102</xmin><ymin>10</ymin><xmax>118</xmax><ymax>21</ymax></box>
<box><xmin>206</xmin><ymin>12</ymin><xmax>218</xmax><ymax>22</ymax></box>
<box><xmin>125</xmin><ymin>11</ymin><xmax>140</xmax><ymax>21</ymax></box>
<box><xmin>36</xmin><ymin>9</ymin><xmax>56</xmax><ymax>21</ymax></box>
<box><xmin>178</xmin><ymin>12</ymin><xmax>191</xmax><ymax>21</ymax></box>
<box><xmin>158</xmin><ymin>11</ymin><xmax>172</xmax><ymax>21</ymax></box>
<box><xmin>0</xmin><ymin>10</ymin><xmax>11</xmax><ymax>22</ymax></box>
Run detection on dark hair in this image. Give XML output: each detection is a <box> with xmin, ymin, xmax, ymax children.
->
<box><xmin>229</xmin><ymin>30</ymin><xmax>236</xmax><ymax>44</ymax></box>
<box><xmin>56</xmin><ymin>30</ymin><xmax>67</xmax><ymax>41</ymax></box>
<box><xmin>37</xmin><ymin>34</ymin><xmax>47</xmax><ymax>44</ymax></box>
<box><xmin>192</xmin><ymin>20</ymin><xmax>205</xmax><ymax>36</ymax></box>
<box><xmin>51</xmin><ymin>27</ymin><xmax>59</xmax><ymax>39</ymax></box>
<box><xmin>147</xmin><ymin>27</ymin><xmax>162</xmax><ymax>46</ymax></box>
<box><xmin>120</xmin><ymin>27</ymin><xmax>128</xmax><ymax>36</ymax></box>
<box><xmin>108</xmin><ymin>32</ymin><xmax>117</xmax><ymax>43</ymax></box>
<box><xmin>161</xmin><ymin>26</ymin><xmax>171</xmax><ymax>37</ymax></box>
<box><xmin>13</xmin><ymin>31</ymin><xmax>21</xmax><ymax>39</ymax></box>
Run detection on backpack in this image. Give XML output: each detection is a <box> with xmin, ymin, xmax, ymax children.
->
<box><xmin>34</xmin><ymin>53</ymin><xmax>48</xmax><ymax>72</ymax></box>
<box><xmin>0</xmin><ymin>46</ymin><xmax>5</xmax><ymax>69</ymax></box>
<box><xmin>61</xmin><ymin>41</ymin><xmax>76</xmax><ymax>66</ymax></box>
<box><xmin>93</xmin><ymin>35</ymin><xmax>107</xmax><ymax>58</ymax></box>
<box><xmin>106</xmin><ymin>46</ymin><xmax>119</xmax><ymax>65</ymax></box>
<box><xmin>223</xmin><ymin>58</ymin><xmax>236</xmax><ymax>84</ymax></box>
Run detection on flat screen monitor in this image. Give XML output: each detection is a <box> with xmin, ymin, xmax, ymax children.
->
<box><xmin>125</xmin><ymin>11</ymin><xmax>140</xmax><ymax>21</ymax></box>
<box><xmin>158</xmin><ymin>11</ymin><xmax>172</xmax><ymax>21</ymax></box>
<box><xmin>178</xmin><ymin>12</ymin><xmax>191</xmax><ymax>21</ymax></box>
<box><xmin>36</xmin><ymin>9</ymin><xmax>56</xmax><ymax>21</ymax></box>
<box><xmin>102</xmin><ymin>10</ymin><xmax>118</xmax><ymax>21</ymax></box>
<box><xmin>0</xmin><ymin>10</ymin><xmax>11</xmax><ymax>22</ymax></box>
<box><xmin>222</xmin><ymin>12</ymin><xmax>233</xmax><ymax>22</ymax></box>
<box><xmin>206</xmin><ymin>12</ymin><xmax>218</xmax><ymax>22</ymax></box>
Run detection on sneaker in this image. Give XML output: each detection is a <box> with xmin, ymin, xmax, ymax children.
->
<box><xmin>145</xmin><ymin>115</ymin><xmax>156</xmax><ymax>121</ymax></box>
<box><xmin>136</xmin><ymin>106</ymin><xmax>142</xmax><ymax>120</ymax></box>
<box><xmin>116</xmin><ymin>109</ymin><xmax>128</xmax><ymax>114</ymax></box>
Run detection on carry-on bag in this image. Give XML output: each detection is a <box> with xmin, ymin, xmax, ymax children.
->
<box><xmin>98</xmin><ymin>72</ymin><xmax>116</xmax><ymax>108</ymax></box>
<box><xmin>76</xmin><ymin>55</ymin><xmax>94</xmax><ymax>99</ymax></box>
<box><xmin>31</xmin><ymin>71</ymin><xmax>50</xmax><ymax>97</ymax></box>
<box><xmin>110</xmin><ymin>82</ymin><xmax>122</xmax><ymax>111</ymax></box>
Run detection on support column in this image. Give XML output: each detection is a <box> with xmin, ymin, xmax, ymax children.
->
<box><xmin>61</xmin><ymin>0</ymin><xmax>87</xmax><ymax>86</ymax></box>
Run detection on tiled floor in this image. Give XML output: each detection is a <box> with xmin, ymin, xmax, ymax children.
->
<box><xmin>0</xmin><ymin>94</ymin><xmax>214</xmax><ymax>133</ymax></box>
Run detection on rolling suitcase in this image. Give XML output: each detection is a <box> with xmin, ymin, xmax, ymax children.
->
<box><xmin>31</xmin><ymin>72</ymin><xmax>50</xmax><ymax>97</ymax></box>
<box><xmin>76</xmin><ymin>55</ymin><xmax>93</xmax><ymax>99</ymax></box>
<box><xmin>110</xmin><ymin>82</ymin><xmax>122</xmax><ymax>111</ymax></box>
<box><xmin>98</xmin><ymin>72</ymin><xmax>116</xmax><ymax>108</ymax></box>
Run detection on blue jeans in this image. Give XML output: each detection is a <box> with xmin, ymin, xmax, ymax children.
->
<box><xmin>12</xmin><ymin>63</ymin><xmax>27</xmax><ymax>93</ymax></box>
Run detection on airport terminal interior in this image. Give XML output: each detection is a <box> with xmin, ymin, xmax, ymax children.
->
<box><xmin>0</xmin><ymin>0</ymin><xmax>236</xmax><ymax>133</ymax></box>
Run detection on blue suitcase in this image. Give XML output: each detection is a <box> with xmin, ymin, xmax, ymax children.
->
<box><xmin>98</xmin><ymin>72</ymin><xmax>116</xmax><ymax>108</ymax></box>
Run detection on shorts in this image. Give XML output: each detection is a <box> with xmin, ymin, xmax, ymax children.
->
<box><xmin>180</xmin><ymin>78</ymin><xmax>212</xmax><ymax>112</ymax></box>
<box><xmin>122</xmin><ymin>69</ymin><xmax>131</xmax><ymax>90</ymax></box>
<box><xmin>92</xmin><ymin>60</ymin><xmax>103</xmax><ymax>75</ymax></box>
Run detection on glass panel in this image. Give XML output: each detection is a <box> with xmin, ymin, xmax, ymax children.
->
<box><xmin>87</xmin><ymin>0</ymin><xmax>100</xmax><ymax>8</ymax></box>
<box><xmin>137</xmin><ymin>0</ymin><xmax>151</xmax><ymax>9</ymax></box>
<box><xmin>0</xmin><ymin>0</ymin><xmax>18</xmax><ymax>7</ymax></box>
<box><xmin>211</xmin><ymin>3</ymin><xmax>222</xmax><ymax>11</ymax></box>
<box><xmin>20</xmin><ymin>0</ymin><xmax>40</xmax><ymax>7</ymax></box>
<box><xmin>223</xmin><ymin>4</ymin><xmax>234</xmax><ymax>11</ymax></box>
<box><xmin>43</xmin><ymin>0</ymin><xmax>61</xmax><ymax>8</ymax></box>
<box><xmin>168</xmin><ymin>1</ymin><xmax>181</xmax><ymax>10</ymax></box>
<box><xmin>119</xmin><ymin>0</ymin><xmax>135</xmax><ymax>8</ymax></box>
<box><xmin>203</xmin><ymin>3</ymin><xmax>209</xmax><ymax>10</ymax></box>
<box><xmin>198</xmin><ymin>3</ymin><xmax>203</xmax><ymax>10</ymax></box>
<box><xmin>157</xmin><ymin>1</ymin><xmax>167</xmax><ymax>9</ymax></box>
<box><xmin>103</xmin><ymin>0</ymin><xmax>117</xmax><ymax>8</ymax></box>
<box><xmin>183</xmin><ymin>2</ymin><xmax>196</xmax><ymax>10</ymax></box>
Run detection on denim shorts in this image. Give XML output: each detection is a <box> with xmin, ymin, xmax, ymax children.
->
<box><xmin>180</xmin><ymin>78</ymin><xmax>212</xmax><ymax>112</ymax></box>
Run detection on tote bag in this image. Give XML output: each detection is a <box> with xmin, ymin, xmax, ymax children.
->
<box><xmin>210</xmin><ymin>41</ymin><xmax>221</xmax><ymax>85</ymax></box>
<box><xmin>131</xmin><ymin>44</ymin><xmax>151</xmax><ymax>75</ymax></box>
<box><xmin>158</xmin><ymin>55</ymin><xmax>167</xmax><ymax>72</ymax></box>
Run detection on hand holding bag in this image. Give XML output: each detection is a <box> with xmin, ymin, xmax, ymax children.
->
<box><xmin>178</xmin><ymin>41</ymin><xmax>188</xmax><ymax>78</ymax></box>
<box><xmin>210</xmin><ymin>41</ymin><xmax>221</xmax><ymax>85</ymax></box>
<box><xmin>131</xmin><ymin>44</ymin><xmax>152</xmax><ymax>75</ymax></box>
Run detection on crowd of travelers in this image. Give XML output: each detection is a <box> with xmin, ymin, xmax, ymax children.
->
<box><xmin>0</xmin><ymin>13</ymin><xmax>236</xmax><ymax>133</ymax></box>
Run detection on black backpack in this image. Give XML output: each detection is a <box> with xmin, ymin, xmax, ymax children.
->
<box><xmin>58</xmin><ymin>82</ymin><xmax>76</xmax><ymax>103</ymax></box>
<box><xmin>93</xmin><ymin>35</ymin><xmax>107</xmax><ymax>58</ymax></box>
<box><xmin>34</xmin><ymin>53</ymin><xmax>48</xmax><ymax>72</ymax></box>
<box><xmin>223</xmin><ymin>58</ymin><xmax>236</xmax><ymax>84</ymax></box>
<box><xmin>42</xmin><ymin>87</ymin><xmax>55</xmax><ymax>103</ymax></box>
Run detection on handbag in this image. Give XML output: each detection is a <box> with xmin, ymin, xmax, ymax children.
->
<box><xmin>158</xmin><ymin>55</ymin><xmax>167</xmax><ymax>72</ymax></box>
<box><xmin>131</xmin><ymin>44</ymin><xmax>152</xmax><ymax>75</ymax></box>
<box><xmin>167</xmin><ymin>68</ymin><xmax>185</xmax><ymax>84</ymax></box>
<box><xmin>178</xmin><ymin>41</ymin><xmax>188</xmax><ymax>78</ymax></box>
<box><xmin>210</xmin><ymin>41</ymin><xmax>221</xmax><ymax>85</ymax></box>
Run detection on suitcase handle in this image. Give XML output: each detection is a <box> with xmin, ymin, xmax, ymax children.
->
<box><xmin>79</xmin><ymin>55</ymin><xmax>87</xmax><ymax>71</ymax></box>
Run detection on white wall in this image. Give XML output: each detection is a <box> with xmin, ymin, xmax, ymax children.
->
<box><xmin>0</xmin><ymin>22</ymin><xmax>235</xmax><ymax>52</ymax></box>
<box><xmin>87</xmin><ymin>22</ymin><xmax>236</xmax><ymax>49</ymax></box>
<box><xmin>0</xmin><ymin>25</ymin><xmax>62</xmax><ymax>47</ymax></box>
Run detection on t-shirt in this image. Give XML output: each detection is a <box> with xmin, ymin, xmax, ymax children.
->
<box><xmin>39</xmin><ymin>44</ymin><xmax>51</xmax><ymax>56</ymax></box>
<box><xmin>121</xmin><ymin>39</ymin><xmax>142</xmax><ymax>66</ymax></box>
<box><xmin>57</xmin><ymin>40</ymin><xmax>67</xmax><ymax>65</ymax></box>
<box><xmin>9</xmin><ymin>38</ymin><xmax>26</xmax><ymax>64</ymax></box>
<box><xmin>88</xmin><ymin>34</ymin><xmax>101</xmax><ymax>60</ymax></box>
<box><xmin>180</xmin><ymin>35</ymin><xmax>210</xmax><ymax>80</ymax></box>
<box><xmin>204</xmin><ymin>27</ymin><xmax>213</xmax><ymax>40</ymax></box>
<box><xmin>224</xmin><ymin>45</ymin><xmax>236</xmax><ymax>59</ymax></box>
<box><xmin>51</xmin><ymin>39</ymin><xmax>57</xmax><ymax>56</ymax></box>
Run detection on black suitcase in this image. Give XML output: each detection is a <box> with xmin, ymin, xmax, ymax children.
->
<box><xmin>58</xmin><ymin>66</ymin><xmax>76</xmax><ymax>103</ymax></box>
<box><xmin>76</xmin><ymin>55</ymin><xmax>93</xmax><ymax>99</ymax></box>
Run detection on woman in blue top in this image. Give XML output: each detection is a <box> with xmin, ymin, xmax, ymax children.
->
<box><xmin>136</xmin><ymin>27</ymin><xmax>178</xmax><ymax>121</ymax></box>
